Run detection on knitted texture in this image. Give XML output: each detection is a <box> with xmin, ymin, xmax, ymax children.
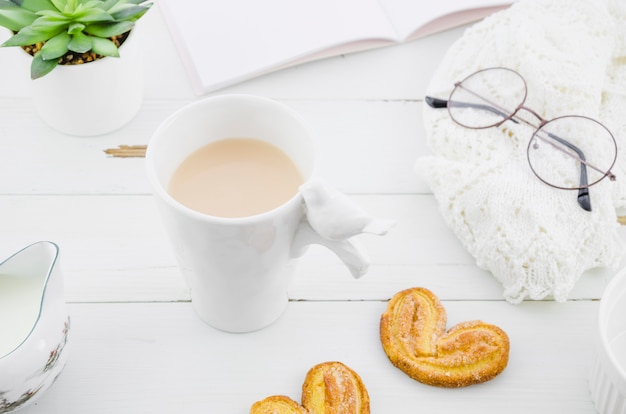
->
<box><xmin>416</xmin><ymin>0</ymin><xmax>626</xmax><ymax>303</ymax></box>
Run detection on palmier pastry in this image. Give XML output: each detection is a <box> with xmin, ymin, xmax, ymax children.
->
<box><xmin>250</xmin><ymin>395</ymin><xmax>307</xmax><ymax>414</ymax></box>
<box><xmin>250</xmin><ymin>362</ymin><xmax>369</xmax><ymax>414</ymax></box>
<box><xmin>302</xmin><ymin>361</ymin><xmax>370</xmax><ymax>414</ymax></box>
<box><xmin>380</xmin><ymin>287</ymin><xmax>510</xmax><ymax>387</ymax></box>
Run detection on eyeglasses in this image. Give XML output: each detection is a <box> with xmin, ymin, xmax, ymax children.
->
<box><xmin>425</xmin><ymin>66</ymin><xmax>617</xmax><ymax>212</ymax></box>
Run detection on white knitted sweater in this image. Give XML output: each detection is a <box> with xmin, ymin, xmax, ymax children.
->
<box><xmin>416</xmin><ymin>0</ymin><xmax>626</xmax><ymax>303</ymax></box>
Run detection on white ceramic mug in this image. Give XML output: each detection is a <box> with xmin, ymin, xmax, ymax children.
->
<box><xmin>146</xmin><ymin>94</ymin><xmax>391</xmax><ymax>332</ymax></box>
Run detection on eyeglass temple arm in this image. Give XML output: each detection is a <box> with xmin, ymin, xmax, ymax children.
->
<box><xmin>425</xmin><ymin>96</ymin><xmax>448</xmax><ymax>108</ymax></box>
<box><xmin>545</xmin><ymin>132</ymin><xmax>591</xmax><ymax>211</ymax></box>
<box><xmin>425</xmin><ymin>96</ymin><xmax>519</xmax><ymax>124</ymax></box>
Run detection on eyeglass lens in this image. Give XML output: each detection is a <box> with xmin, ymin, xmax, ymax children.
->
<box><xmin>529</xmin><ymin>116</ymin><xmax>616</xmax><ymax>190</ymax></box>
<box><xmin>447</xmin><ymin>67</ymin><xmax>526</xmax><ymax>129</ymax></box>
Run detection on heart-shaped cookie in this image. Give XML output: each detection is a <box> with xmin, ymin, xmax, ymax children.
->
<box><xmin>250</xmin><ymin>395</ymin><xmax>307</xmax><ymax>413</ymax></box>
<box><xmin>380</xmin><ymin>287</ymin><xmax>510</xmax><ymax>387</ymax></box>
<box><xmin>250</xmin><ymin>361</ymin><xmax>370</xmax><ymax>414</ymax></box>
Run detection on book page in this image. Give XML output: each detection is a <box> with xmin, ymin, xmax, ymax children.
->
<box><xmin>379</xmin><ymin>0</ymin><xmax>514</xmax><ymax>41</ymax></box>
<box><xmin>159</xmin><ymin>0</ymin><xmax>399</xmax><ymax>94</ymax></box>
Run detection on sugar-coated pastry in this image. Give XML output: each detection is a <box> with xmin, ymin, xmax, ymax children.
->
<box><xmin>380</xmin><ymin>287</ymin><xmax>510</xmax><ymax>387</ymax></box>
<box><xmin>250</xmin><ymin>395</ymin><xmax>307</xmax><ymax>414</ymax></box>
<box><xmin>301</xmin><ymin>361</ymin><xmax>370</xmax><ymax>414</ymax></box>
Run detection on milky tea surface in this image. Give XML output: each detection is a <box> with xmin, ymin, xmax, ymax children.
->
<box><xmin>168</xmin><ymin>138</ymin><xmax>304</xmax><ymax>218</ymax></box>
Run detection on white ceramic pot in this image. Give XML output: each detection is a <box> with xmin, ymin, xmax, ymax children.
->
<box><xmin>589</xmin><ymin>267</ymin><xmax>626</xmax><ymax>414</ymax></box>
<box><xmin>30</xmin><ymin>30</ymin><xmax>144</xmax><ymax>137</ymax></box>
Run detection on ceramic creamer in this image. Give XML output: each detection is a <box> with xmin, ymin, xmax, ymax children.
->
<box><xmin>0</xmin><ymin>241</ymin><xmax>70</xmax><ymax>413</ymax></box>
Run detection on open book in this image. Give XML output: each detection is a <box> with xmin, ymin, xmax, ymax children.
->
<box><xmin>159</xmin><ymin>0</ymin><xmax>515</xmax><ymax>95</ymax></box>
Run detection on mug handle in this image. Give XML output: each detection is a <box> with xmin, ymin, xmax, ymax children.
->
<box><xmin>290</xmin><ymin>179</ymin><xmax>395</xmax><ymax>278</ymax></box>
<box><xmin>291</xmin><ymin>220</ymin><xmax>370</xmax><ymax>278</ymax></box>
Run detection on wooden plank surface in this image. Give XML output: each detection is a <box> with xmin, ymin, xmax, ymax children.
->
<box><xmin>0</xmin><ymin>194</ymin><xmax>616</xmax><ymax>304</ymax></box>
<box><xmin>18</xmin><ymin>300</ymin><xmax>598</xmax><ymax>414</ymax></box>
<box><xmin>0</xmin><ymin>98</ymin><xmax>430</xmax><ymax>195</ymax></box>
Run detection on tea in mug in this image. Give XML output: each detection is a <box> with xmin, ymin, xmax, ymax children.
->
<box><xmin>168</xmin><ymin>138</ymin><xmax>304</xmax><ymax>218</ymax></box>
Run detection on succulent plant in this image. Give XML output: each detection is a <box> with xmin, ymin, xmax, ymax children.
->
<box><xmin>0</xmin><ymin>0</ymin><xmax>152</xmax><ymax>79</ymax></box>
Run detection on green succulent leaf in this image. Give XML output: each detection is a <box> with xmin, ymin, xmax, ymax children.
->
<box><xmin>105</xmin><ymin>1</ymin><xmax>129</xmax><ymax>14</ymax></box>
<box><xmin>0</xmin><ymin>0</ymin><xmax>37</xmax><ymax>31</ymax></box>
<box><xmin>30</xmin><ymin>14</ymin><xmax>68</xmax><ymax>31</ymax></box>
<box><xmin>11</xmin><ymin>0</ymin><xmax>56</xmax><ymax>12</ymax></box>
<box><xmin>72</xmin><ymin>8</ymin><xmax>113</xmax><ymax>23</ymax></box>
<box><xmin>103</xmin><ymin>0</ymin><xmax>147</xmax><ymax>10</ymax></box>
<box><xmin>66</xmin><ymin>21</ymin><xmax>83</xmax><ymax>33</ymax></box>
<box><xmin>60</xmin><ymin>0</ymin><xmax>75</xmax><ymax>12</ymax></box>
<box><xmin>66</xmin><ymin>0</ymin><xmax>80</xmax><ymax>9</ymax></box>
<box><xmin>31</xmin><ymin>51</ymin><xmax>58</xmax><ymax>79</ymax></box>
<box><xmin>90</xmin><ymin>35</ymin><xmax>117</xmax><ymax>56</ymax></box>
<box><xmin>38</xmin><ymin>29</ymin><xmax>69</xmax><ymax>59</ymax></box>
<box><xmin>70</xmin><ymin>1</ymin><xmax>88</xmax><ymax>15</ymax></box>
<box><xmin>67</xmin><ymin>29</ymin><xmax>91</xmax><ymax>52</ymax></box>
<box><xmin>84</xmin><ymin>19</ymin><xmax>131</xmax><ymax>37</ymax></box>
<box><xmin>107</xmin><ymin>1</ymin><xmax>149</xmax><ymax>17</ymax></box>
<box><xmin>82</xmin><ymin>0</ymin><xmax>104</xmax><ymax>10</ymax></box>
<box><xmin>2</xmin><ymin>25</ymin><xmax>62</xmax><ymax>46</ymax></box>
<box><xmin>35</xmin><ymin>9</ymin><xmax>68</xmax><ymax>19</ymax></box>
<box><xmin>99</xmin><ymin>0</ymin><xmax>118</xmax><ymax>10</ymax></box>
<box><xmin>110</xmin><ymin>4</ymin><xmax>147</xmax><ymax>21</ymax></box>
<box><xmin>48</xmin><ymin>0</ymin><xmax>66</xmax><ymax>12</ymax></box>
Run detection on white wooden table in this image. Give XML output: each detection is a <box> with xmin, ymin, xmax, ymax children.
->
<box><xmin>1</xmin><ymin>3</ymin><xmax>622</xmax><ymax>413</ymax></box>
